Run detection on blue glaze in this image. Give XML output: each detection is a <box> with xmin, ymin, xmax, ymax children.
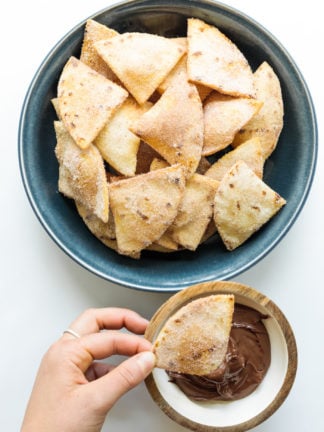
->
<box><xmin>18</xmin><ymin>0</ymin><xmax>318</xmax><ymax>292</ymax></box>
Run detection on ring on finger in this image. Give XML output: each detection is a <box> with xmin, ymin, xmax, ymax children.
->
<box><xmin>63</xmin><ymin>328</ymin><xmax>81</xmax><ymax>339</ymax></box>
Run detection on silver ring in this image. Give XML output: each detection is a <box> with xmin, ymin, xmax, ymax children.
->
<box><xmin>63</xmin><ymin>328</ymin><xmax>81</xmax><ymax>339</ymax></box>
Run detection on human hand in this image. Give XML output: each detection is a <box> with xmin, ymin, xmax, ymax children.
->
<box><xmin>21</xmin><ymin>308</ymin><xmax>155</xmax><ymax>432</ymax></box>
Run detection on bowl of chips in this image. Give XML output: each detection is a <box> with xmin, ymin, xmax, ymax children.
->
<box><xmin>145</xmin><ymin>280</ymin><xmax>298</xmax><ymax>431</ymax></box>
<box><xmin>19</xmin><ymin>0</ymin><xmax>317</xmax><ymax>291</ymax></box>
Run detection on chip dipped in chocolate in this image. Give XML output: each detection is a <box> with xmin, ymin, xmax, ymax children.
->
<box><xmin>153</xmin><ymin>294</ymin><xmax>234</xmax><ymax>376</ymax></box>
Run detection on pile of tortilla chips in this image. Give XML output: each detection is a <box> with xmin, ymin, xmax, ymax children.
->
<box><xmin>53</xmin><ymin>18</ymin><xmax>286</xmax><ymax>258</ymax></box>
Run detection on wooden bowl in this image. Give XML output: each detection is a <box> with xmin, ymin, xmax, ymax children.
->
<box><xmin>145</xmin><ymin>281</ymin><xmax>297</xmax><ymax>431</ymax></box>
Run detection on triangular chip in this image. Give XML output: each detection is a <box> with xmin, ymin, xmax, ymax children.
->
<box><xmin>158</xmin><ymin>53</ymin><xmax>212</xmax><ymax>102</ymax></box>
<box><xmin>57</xmin><ymin>164</ymin><xmax>74</xmax><ymax>198</ymax></box>
<box><xmin>57</xmin><ymin>56</ymin><xmax>128</xmax><ymax>149</ymax></box>
<box><xmin>130</xmin><ymin>71</ymin><xmax>204</xmax><ymax>177</ymax></box>
<box><xmin>153</xmin><ymin>294</ymin><xmax>234</xmax><ymax>375</ymax></box>
<box><xmin>205</xmin><ymin>137</ymin><xmax>264</xmax><ymax>181</ymax></box>
<box><xmin>146</xmin><ymin>243</ymin><xmax>177</xmax><ymax>253</ymax></box>
<box><xmin>54</xmin><ymin>121</ymin><xmax>109</xmax><ymax>222</ymax></box>
<box><xmin>76</xmin><ymin>202</ymin><xmax>115</xmax><ymax>241</ymax></box>
<box><xmin>109</xmin><ymin>165</ymin><xmax>185</xmax><ymax>256</ymax></box>
<box><xmin>95</xmin><ymin>97</ymin><xmax>151</xmax><ymax>176</ymax></box>
<box><xmin>80</xmin><ymin>20</ymin><xmax>120</xmax><ymax>82</ymax></box>
<box><xmin>149</xmin><ymin>157</ymin><xmax>169</xmax><ymax>171</ymax></box>
<box><xmin>155</xmin><ymin>231</ymin><xmax>179</xmax><ymax>251</ymax></box>
<box><xmin>214</xmin><ymin>161</ymin><xmax>286</xmax><ymax>250</ymax></box>
<box><xmin>203</xmin><ymin>92</ymin><xmax>262</xmax><ymax>155</ymax></box>
<box><xmin>94</xmin><ymin>33</ymin><xmax>185</xmax><ymax>104</ymax></box>
<box><xmin>51</xmin><ymin>98</ymin><xmax>61</xmax><ymax>120</ymax></box>
<box><xmin>187</xmin><ymin>18</ymin><xmax>255</xmax><ymax>98</ymax></box>
<box><xmin>170</xmin><ymin>174</ymin><xmax>219</xmax><ymax>251</ymax></box>
<box><xmin>74</xmin><ymin>201</ymin><xmax>143</xmax><ymax>259</ymax></box>
<box><xmin>232</xmin><ymin>61</ymin><xmax>284</xmax><ymax>159</ymax></box>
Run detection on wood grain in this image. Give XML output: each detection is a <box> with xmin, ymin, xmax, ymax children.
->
<box><xmin>145</xmin><ymin>280</ymin><xmax>298</xmax><ymax>432</ymax></box>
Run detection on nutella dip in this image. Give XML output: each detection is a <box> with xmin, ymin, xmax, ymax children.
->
<box><xmin>167</xmin><ymin>304</ymin><xmax>271</xmax><ymax>401</ymax></box>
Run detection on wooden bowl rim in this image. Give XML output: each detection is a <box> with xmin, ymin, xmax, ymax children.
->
<box><xmin>145</xmin><ymin>281</ymin><xmax>298</xmax><ymax>432</ymax></box>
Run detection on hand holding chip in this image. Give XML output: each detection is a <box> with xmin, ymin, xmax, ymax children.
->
<box><xmin>21</xmin><ymin>308</ymin><xmax>155</xmax><ymax>432</ymax></box>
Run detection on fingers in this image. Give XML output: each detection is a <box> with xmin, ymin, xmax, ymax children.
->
<box><xmin>75</xmin><ymin>331</ymin><xmax>153</xmax><ymax>372</ymax></box>
<box><xmin>64</xmin><ymin>308</ymin><xmax>149</xmax><ymax>338</ymax></box>
<box><xmin>85</xmin><ymin>362</ymin><xmax>115</xmax><ymax>381</ymax></box>
<box><xmin>87</xmin><ymin>351</ymin><xmax>156</xmax><ymax>411</ymax></box>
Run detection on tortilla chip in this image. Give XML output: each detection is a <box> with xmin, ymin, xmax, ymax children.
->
<box><xmin>153</xmin><ymin>294</ymin><xmax>234</xmax><ymax>375</ymax></box>
<box><xmin>205</xmin><ymin>137</ymin><xmax>264</xmax><ymax>181</ymax></box>
<box><xmin>158</xmin><ymin>53</ymin><xmax>212</xmax><ymax>102</ymax></box>
<box><xmin>54</xmin><ymin>121</ymin><xmax>109</xmax><ymax>222</ymax></box>
<box><xmin>232</xmin><ymin>62</ymin><xmax>284</xmax><ymax>159</ymax></box>
<box><xmin>80</xmin><ymin>20</ymin><xmax>120</xmax><ymax>82</ymax></box>
<box><xmin>57</xmin><ymin>164</ymin><xmax>74</xmax><ymax>198</ymax></box>
<box><xmin>130</xmin><ymin>70</ymin><xmax>204</xmax><ymax>177</ymax></box>
<box><xmin>169</xmin><ymin>174</ymin><xmax>219</xmax><ymax>250</ymax></box>
<box><xmin>57</xmin><ymin>56</ymin><xmax>128</xmax><ymax>149</ymax></box>
<box><xmin>94</xmin><ymin>33</ymin><xmax>185</xmax><ymax>104</ymax></box>
<box><xmin>187</xmin><ymin>18</ymin><xmax>255</xmax><ymax>98</ymax></box>
<box><xmin>73</xmin><ymin>201</ymin><xmax>144</xmax><ymax>258</ymax></box>
<box><xmin>155</xmin><ymin>231</ymin><xmax>179</xmax><ymax>251</ymax></box>
<box><xmin>214</xmin><ymin>160</ymin><xmax>286</xmax><ymax>250</ymax></box>
<box><xmin>146</xmin><ymin>242</ymin><xmax>178</xmax><ymax>253</ymax></box>
<box><xmin>109</xmin><ymin>164</ymin><xmax>185</xmax><ymax>256</ymax></box>
<box><xmin>203</xmin><ymin>92</ymin><xmax>262</xmax><ymax>155</ymax></box>
<box><xmin>95</xmin><ymin>97</ymin><xmax>151</xmax><ymax>176</ymax></box>
<box><xmin>75</xmin><ymin>201</ymin><xmax>115</xmax><ymax>241</ymax></box>
<box><xmin>150</xmin><ymin>158</ymin><xmax>169</xmax><ymax>171</ymax></box>
<box><xmin>200</xmin><ymin>219</ymin><xmax>218</xmax><ymax>244</ymax></box>
<box><xmin>51</xmin><ymin>98</ymin><xmax>62</xmax><ymax>120</ymax></box>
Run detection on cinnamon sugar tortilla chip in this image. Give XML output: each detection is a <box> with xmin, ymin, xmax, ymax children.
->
<box><xmin>75</xmin><ymin>202</ymin><xmax>116</xmax><ymax>242</ymax></box>
<box><xmin>54</xmin><ymin>121</ymin><xmax>109</xmax><ymax>223</ymax></box>
<box><xmin>170</xmin><ymin>174</ymin><xmax>219</xmax><ymax>251</ymax></box>
<box><xmin>94</xmin><ymin>33</ymin><xmax>185</xmax><ymax>104</ymax></box>
<box><xmin>57</xmin><ymin>57</ymin><xmax>128</xmax><ymax>149</ymax></box>
<box><xmin>153</xmin><ymin>294</ymin><xmax>234</xmax><ymax>375</ymax></box>
<box><xmin>109</xmin><ymin>164</ymin><xmax>185</xmax><ymax>256</ymax></box>
<box><xmin>51</xmin><ymin>98</ymin><xmax>61</xmax><ymax>120</ymax></box>
<box><xmin>187</xmin><ymin>18</ymin><xmax>255</xmax><ymax>98</ymax></box>
<box><xmin>95</xmin><ymin>97</ymin><xmax>151</xmax><ymax>176</ymax></box>
<box><xmin>158</xmin><ymin>53</ymin><xmax>212</xmax><ymax>102</ymax></box>
<box><xmin>155</xmin><ymin>231</ymin><xmax>179</xmax><ymax>251</ymax></box>
<box><xmin>214</xmin><ymin>161</ymin><xmax>286</xmax><ymax>250</ymax></box>
<box><xmin>232</xmin><ymin>62</ymin><xmax>284</xmax><ymax>159</ymax></box>
<box><xmin>205</xmin><ymin>137</ymin><xmax>264</xmax><ymax>181</ymax></box>
<box><xmin>149</xmin><ymin>158</ymin><xmax>169</xmax><ymax>171</ymax></box>
<box><xmin>80</xmin><ymin>20</ymin><xmax>119</xmax><ymax>82</ymax></box>
<box><xmin>203</xmin><ymin>92</ymin><xmax>262</xmax><ymax>156</ymax></box>
<box><xmin>74</xmin><ymin>202</ymin><xmax>142</xmax><ymax>259</ymax></box>
<box><xmin>130</xmin><ymin>70</ymin><xmax>204</xmax><ymax>177</ymax></box>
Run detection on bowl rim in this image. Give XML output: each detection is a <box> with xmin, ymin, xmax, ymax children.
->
<box><xmin>18</xmin><ymin>0</ymin><xmax>318</xmax><ymax>292</ymax></box>
<box><xmin>145</xmin><ymin>280</ymin><xmax>298</xmax><ymax>431</ymax></box>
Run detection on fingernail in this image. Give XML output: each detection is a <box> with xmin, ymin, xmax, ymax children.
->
<box><xmin>136</xmin><ymin>351</ymin><xmax>156</xmax><ymax>374</ymax></box>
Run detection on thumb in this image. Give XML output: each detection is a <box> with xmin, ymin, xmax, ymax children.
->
<box><xmin>88</xmin><ymin>351</ymin><xmax>156</xmax><ymax>411</ymax></box>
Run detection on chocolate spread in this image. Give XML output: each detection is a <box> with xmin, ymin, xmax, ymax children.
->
<box><xmin>167</xmin><ymin>304</ymin><xmax>271</xmax><ymax>401</ymax></box>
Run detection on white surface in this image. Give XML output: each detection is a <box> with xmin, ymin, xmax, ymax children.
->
<box><xmin>0</xmin><ymin>0</ymin><xmax>323</xmax><ymax>431</ymax></box>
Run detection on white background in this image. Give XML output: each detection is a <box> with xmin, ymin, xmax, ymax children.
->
<box><xmin>1</xmin><ymin>0</ymin><xmax>323</xmax><ymax>430</ymax></box>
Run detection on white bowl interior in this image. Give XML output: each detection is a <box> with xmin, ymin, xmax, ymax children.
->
<box><xmin>152</xmin><ymin>293</ymin><xmax>288</xmax><ymax>428</ymax></box>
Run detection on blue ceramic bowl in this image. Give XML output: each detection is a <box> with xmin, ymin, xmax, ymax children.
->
<box><xmin>18</xmin><ymin>0</ymin><xmax>317</xmax><ymax>291</ymax></box>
